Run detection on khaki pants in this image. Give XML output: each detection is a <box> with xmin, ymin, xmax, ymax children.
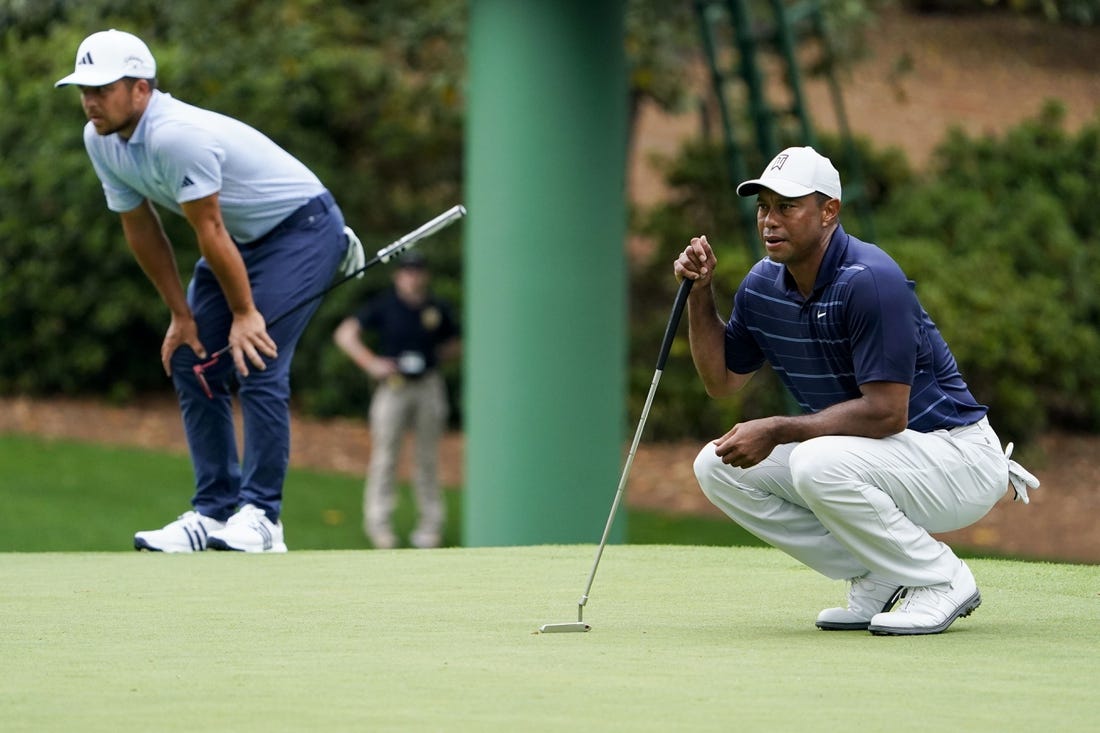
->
<box><xmin>364</xmin><ymin>371</ymin><xmax>449</xmax><ymax>547</ymax></box>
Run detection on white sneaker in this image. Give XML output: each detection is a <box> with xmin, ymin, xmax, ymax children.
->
<box><xmin>868</xmin><ymin>561</ymin><xmax>981</xmax><ymax>636</ymax></box>
<box><xmin>206</xmin><ymin>504</ymin><xmax>287</xmax><ymax>553</ymax></box>
<box><xmin>816</xmin><ymin>573</ymin><xmax>901</xmax><ymax>631</ymax></box>
<box><xmin>134</xmin><ymin>511</ymin><xmax>225</xmax><ymax>553</ymax></box>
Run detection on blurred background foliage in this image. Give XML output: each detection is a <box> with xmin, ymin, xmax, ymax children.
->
<box><xmin>1</xmin><ymin>0</ymin><xmax>1098</xmax><ymax>446</ymax></box>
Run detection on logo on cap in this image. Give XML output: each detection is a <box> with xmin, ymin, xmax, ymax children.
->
<box><xmin>78</xmin><ymin>52</ymin><xmax>94</xmax><ymax>66</ymax></box>
<box><xmin>770</xmin><ymin>154</ymin><xmax>789</xmax><ymax>172</ymax></box>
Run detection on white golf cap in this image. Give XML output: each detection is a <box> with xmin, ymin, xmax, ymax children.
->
<box><xmin>55</xmin><ymin>29</ymin><xmax>156</xmax><ymax>88</ymax></box>
<box><xmin>736</xmin><ymin>146</ymin><xmax>843</xmax><ymax>201</ymax></box>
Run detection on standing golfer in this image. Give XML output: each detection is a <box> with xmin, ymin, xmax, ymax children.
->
<box><xmin>674</xmin><ymin>146</ymin><xmax>1039</xmax><ymax>635</ymax></box>
<box><xmin>333</xmin><ymin>252</ymin><xmax>461</xmax><ymax>549</ymax></box>
<box><xmin>56</xmin><ymin>29</ymin><xmax>363</xmax><ymax>552</ymax></box>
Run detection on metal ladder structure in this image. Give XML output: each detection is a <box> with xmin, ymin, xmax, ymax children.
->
<box><xmin>694</xmin><ymin>0</ymin><xmax>875</xmax><ymax>252</ymax></box>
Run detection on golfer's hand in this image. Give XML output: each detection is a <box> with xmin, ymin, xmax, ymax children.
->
<box><xmin>229</xmin><ymin>308</ymin><xmax>278</xmax><ymax>377</ymax></box>
<box><xmin>712</xmin><ymin>418</ymin><xmax>778</xmax><ymax>468</ymax></box>
<box><xmin>674</xmin><ymin>235</ymin><xmax>718</xmax><ymax>288</ymax></box>
<box><xmin>162</xmin><ymin>313</ymin><xmax>206</xmax><ymax>377</ymax></box>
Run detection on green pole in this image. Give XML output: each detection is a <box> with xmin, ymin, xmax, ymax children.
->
<box><xmin>464</xmin><ymin>0</ymin><xmax>627</xmax><ymax>546</ymax></box>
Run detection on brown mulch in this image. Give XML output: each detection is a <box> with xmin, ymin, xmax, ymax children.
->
<box><xmin>2</xmin><ymin>395</ymin><xmax>1096</xmax><ymax>563</ymax></box>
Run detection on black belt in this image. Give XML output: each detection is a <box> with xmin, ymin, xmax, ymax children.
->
<box><xmin>240</xmin><ymin>191</ymin><xmax>334</xmax><ymax>250</ymax></box>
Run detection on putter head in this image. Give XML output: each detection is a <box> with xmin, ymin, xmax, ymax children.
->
<box><xmin>538</xmin><ymin>622</ymin><xmax>591</xmax><ymax>634</ymax></box>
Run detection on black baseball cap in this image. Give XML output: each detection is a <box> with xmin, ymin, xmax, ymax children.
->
<box><xmin>396</xmin><ymin>251</ymin><xmax>428</xmax><ymax>269</ymax></box>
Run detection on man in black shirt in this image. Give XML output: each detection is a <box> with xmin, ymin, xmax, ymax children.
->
<box><xmin>333</xmin><ymin>253</ymin><xmax>461</xmax><ymax>548</ymax></box>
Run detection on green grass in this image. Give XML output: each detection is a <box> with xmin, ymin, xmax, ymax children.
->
<box><xmin>2</xmin><ymin>547</ymin><xmax>1097</xmax><ymax>732</ymax></box>
<box><xmin>0</xmin><ymin>433</ymin><xmax>766</xmax><ymax>552</ymax></box>
<box><xmin>3</xmin><ymin>434</ymin><xmax>1097</xmax><ymax>731</ymax></box>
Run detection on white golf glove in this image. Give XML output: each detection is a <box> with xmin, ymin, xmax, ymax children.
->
<box><xmin>341</xmin><ymin>226</ymin><xmax>366</xmax><ymax>278</ymax></box>
<box><xmin>1004</xmin><ymin>442</ymin><xmax>1040</xmax><ymax>504</ymax></box>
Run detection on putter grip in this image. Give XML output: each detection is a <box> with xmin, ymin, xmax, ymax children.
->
<box><xmin>656</xmin><ymin>278</ymin><xmax>694</xmax><ymax>371</ymax></box>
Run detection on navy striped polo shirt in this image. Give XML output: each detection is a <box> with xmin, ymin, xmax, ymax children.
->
<box><xmin>724</xmin><ymin>225</ymin><xmax>986</xmax><ymax>432</ymax></box>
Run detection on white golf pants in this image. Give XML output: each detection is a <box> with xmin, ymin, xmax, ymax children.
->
<box><xmin>694</xmin><ymin>417</ymin><xmax>1009</xmax><ymax>587</ymax></box>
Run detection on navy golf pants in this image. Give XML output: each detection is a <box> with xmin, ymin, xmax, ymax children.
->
<box><xmin>169</xmin><ymin>192</ymin><xmax>346</xmax><ymax>523</ymax></box>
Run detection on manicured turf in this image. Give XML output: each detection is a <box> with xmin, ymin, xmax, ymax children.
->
<box><xmin>3</xmin><ymin>434</ymin><xmax>1097</xmax><ymax>730</ymax></box>
<box><xmin>2</xmin><ymin>546</ymin><xmax>1097</xmax><ymax>732</ymax></box>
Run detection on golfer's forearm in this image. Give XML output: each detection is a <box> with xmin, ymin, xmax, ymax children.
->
<box><xmin>769</xmin><ymin>408</ymin><xmax>857</xmax><ymax>444</ymax></box>
<box><xmin>772</xmin><ymin>390</ymin><xmax>909</xmax><ymax>443</ymax></box>
<box><xmin>195</xmin><ymin>230</ymin><xmax>256</xmax><ymax>317</ymax></box>
<box><xmin>687</xmin><ymin>283</ymin><xmax>736</xmax><ymax>397</ymax></box>
<box><xmin>120</xmin><ymin>205</ymin><xmax>190</xmax><ymax>318</ymax></box>
<box><xmin>181</xmin><ymin>194</ymin><xmax>256</xmax><ymax>318</ymax></box>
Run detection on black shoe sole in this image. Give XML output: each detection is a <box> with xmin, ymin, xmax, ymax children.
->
<box><xmin>206</xmin><ymin>537</ymin><xmax>242</xmax><ymax>552</ymax></box>
<box><xmin>868</xmin><ymin>591</ymin><xmax>982</xmax><ymax>636</ymax></box>
<box><xmin>816</xmin><ymin>621</ymin><xmax>871</xmax><ymax>631</ymax></box>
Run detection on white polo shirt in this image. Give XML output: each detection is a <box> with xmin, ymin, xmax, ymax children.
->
<box><xmin>84</xmin><ymin>89</ymin><xmax>325</xmax><ymax>243</ymax></box>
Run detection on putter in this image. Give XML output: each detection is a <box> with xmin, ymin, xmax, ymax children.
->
<box><xmin>192</xmin><ymin>205</ymin><xmax>467</xmax><ymax>398</ymax></box>
<box><xmin>539</xmin><ymin>277</ymin><xmax>694</xmax><ymax>634</ymax></box>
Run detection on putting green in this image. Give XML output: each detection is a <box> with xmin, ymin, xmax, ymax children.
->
<box><xmin>2</xmin><ymin>546</ymin><xmax>1096</xmax><ymax>731</ymax></box>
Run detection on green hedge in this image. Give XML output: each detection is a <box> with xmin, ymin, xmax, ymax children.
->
<box><xmin>879</xmin><ymin>102</ymin><xmax>1100</xmax><ymax>440</ymax></box>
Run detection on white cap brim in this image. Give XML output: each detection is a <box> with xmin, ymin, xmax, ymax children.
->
<box><xmin>736</xmin><ymin>179</ymin><xmax>818</xmax><ymax>198</ymax></box>
<box><xmin>55</xmin><ymin>68</ymin><xmax>128</xmax><ymax>88</ymax></box>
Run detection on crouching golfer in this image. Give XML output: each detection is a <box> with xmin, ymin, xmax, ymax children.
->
<box><xmin>56</xmin><ymin>30</ymin><xmax>363</xmax><ymax>552</ymax></box>
<box><xmin>674</xmin><ymin>146</ymin><xmax>1039</xmax><ymax>635</ymax></box>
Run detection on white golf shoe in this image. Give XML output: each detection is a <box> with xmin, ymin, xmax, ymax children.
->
<box><xmin>206</xmin><ymin>504</ymin><xmax>287</xmax><ymax>553</ymax></box>
<box><xmin>816</xmin><ymin>573</ymin><xmax>902</xmax><ymax>631</ymax></box>
<box><xmin>134</xmin><ymin>511</ymin><xmax>225</xmax><ymax>553</ymax></box>
<box><xmin>868</xmin><ymin>561</ymin><xmax>981</xmax><ymax>636</ymax></box>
